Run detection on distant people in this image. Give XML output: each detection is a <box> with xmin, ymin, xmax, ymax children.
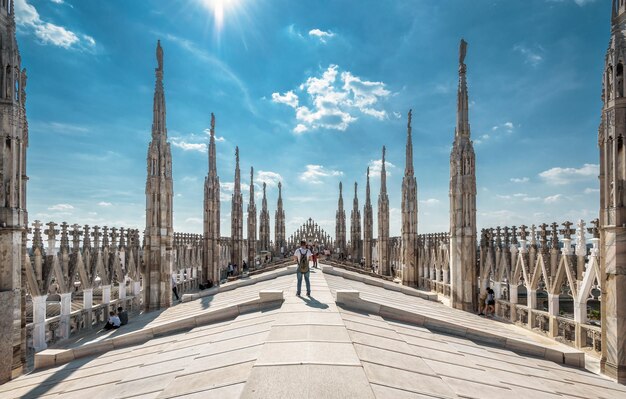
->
<box><xmin>478</xmin><ymin>289</ymin><xmax>488</xmax><ymax>316</ymax></box>
<box><xmin>227</xmin><ymin>263</ymin><xmax>234</xmax><ymax>277</ymax></box>
<box><xmin>117</xmin><ymin>306</ymin><xmax>128</xmax><ymax>326</ymax></box>
<box><xmin>199</xmin><ymin>279</ymin><xmax>214</xmax><ymax>290</ymax></box>
<box><xmin>294</xmin><ymin>240</ymin><xmax>312</xmax><ymax>297</ymax></box>
<box><xmin>485</xmin><ymin>287</ymin><xmax>495</xmax><ymax>317</ymax></box>
<box><xmin>171</xmin><ymin>274</ymin><xmax>180</xmax><ymax>301</ymax></box>
<box><xmin>242</xmin><ymin>260</ymin><xmax>247</xmax><ymax>272</ymax></box>
<box><xmin>104</xmin><ymin>311</ymin><xmax>121</xmax><ymax>330</ymax></box>
<box><xmin>312</xmin><ymin>246</ymin><xmax>319</xmax><ymax>269</ymax></box>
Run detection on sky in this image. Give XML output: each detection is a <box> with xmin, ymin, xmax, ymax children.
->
<box><xmin>17</xmin><ymin>0</ymin><xmax>608</xmax><ymax>241</ymax></box>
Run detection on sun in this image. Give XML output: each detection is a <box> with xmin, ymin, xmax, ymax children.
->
<box><xmin>198</xmin><ymin>0</ymin><xmax>241</xmax><ymax>35</ymax></box>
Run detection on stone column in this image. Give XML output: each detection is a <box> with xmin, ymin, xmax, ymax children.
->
<box><xmin>83</xmin><ymin>288</ymin><xmax>93</xmax><ymax>328</ymax></box>
<box><xmin>548</xmin><ymin>293</ymin><xmax>559</xmax><ymax>338</ymax></box>
<box><xmin>102</xmin><ymin>285</ymin><xmax>111</xmax><ymax>317</ymax></box>
<box><xmin>118</xmin><ymin>279</ymin><xmax>126</xmax><ymax>300</ymax></box>
<box><xmin>509</xmin><ymin>285</ymin><xmax>518</xmax><ymax>323</ymax></box>
<box><xmin>528</xmin><ymin>289</ymin><xmax>537</xmax><ymax>328</ymax></box>
<box><xmin>59</xmin><ymin>293</ymin><xmax>72</xmax><ymax>339</ymax></box>
<box><xmin>32</xmin><ymin>295</ymin><xmax>47</xmax><ymax>352</ymax></box>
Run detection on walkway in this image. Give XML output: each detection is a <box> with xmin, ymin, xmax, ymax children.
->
<box><xmin>1</xmin><ymin>264</ymin><xmax>625</xmax><ymax>398</ymax></box>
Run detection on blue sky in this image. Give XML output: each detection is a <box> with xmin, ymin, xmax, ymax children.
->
<box><xmin>18</xmin><ymin>0</ymin><xmax>606</xmax><ymax>239</ymax></box>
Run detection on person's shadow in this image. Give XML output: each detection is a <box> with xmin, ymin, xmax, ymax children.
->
<box><xmin>300</xmin><ymin>295</ymin><xmax>329</xmax><ymax>309</ymax></box>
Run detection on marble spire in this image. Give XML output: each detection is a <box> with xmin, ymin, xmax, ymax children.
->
<box><xmin>275</xmin><ymin>181</ymin><xmax>285</xmax><ymax>254</ymax></box>
<box><xmin>599</xmin><ymin>1</ymin><xmax>626</xmax><ymax>383</ymax></box>
<box><xmin>247</xmin><ymin>167</ymin><xmax>257</xmax><ymax>266</ymax></box>
<box><xmin>0</xmin><ymin>0</ymin><xmax>29</xmax><ymax>383</ymax></box>
<box><xmin>259</xmin><ymin>182</ymin><xmax>270</xmax><ymax>251</ymax></box>
<box><xmin>378</xmin><ymin>146</ymin><xmax>390</xmax><ymax>275</ymax></box>
<box><xmin>335</xmin><ymin>182</ymin><xmax>347</xmax><ymax>256</ymax></box>
<box><xmin>144</xmin><ymin>40</ymin><xmax>174</xmax><ymax>311</ymax></box>
<box><xmin>401</xmin><ymin>109</ymin><xmax>418</xmax><ymax>286</ymax></box>
<box><xmin>203</xmin><ymin>113</ymin><xmax>221</xmax><ymax>284</ymax></box>
<box><xmin>230</xmin><ymin>147</ymin><xmax>243</xmax><ymax>268</ymax></box>
<box><xmin>449</xmin><ymin>39</ymin><xmax>477</xmax><ymax>311</ymax></box>
<box><xmin>350</xmin><ymin>182</ymin><xmax>362</xmax><ymax>263</ymax></box>
<box><xmin>363</xmin><ymin>167</ymin><xmax>373</xmax><ymax>269</ymax></box>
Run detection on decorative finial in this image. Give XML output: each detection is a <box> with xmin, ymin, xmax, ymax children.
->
<box><xmin>408</xmin><ymin>109</ymin><xmax>412</xmax><ymax>130</ymax></box>
<box><xmin>235</xmin><ymin>146</ymin><xmax>239</xmax><ymax>162</ymax></box>
<box><xmin>367</xmin><ymin>166</ymin><xmax>370</xmax><ymax>178</ymax></box>
<box><xmin>339</xmin><ymin>181</ymin><xmax>343</xmax><ymax>193</ymax></box>
<box><xmin>210</xmin><ymin>113</ymin><xmax>215</xmax><ymax>136</ymax></box>
<box><xmin>354</xmin><ymin>181</ymin><xmax>358</xmax><ymax>196</ymax></box>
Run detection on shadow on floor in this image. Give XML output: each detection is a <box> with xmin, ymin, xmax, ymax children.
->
<box><xmin>300</xmin><ymin>296</ymin><xmax>329</xmax><ymax>309</ymax></box>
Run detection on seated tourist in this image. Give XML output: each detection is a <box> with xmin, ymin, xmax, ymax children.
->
<box><xmin>117</xmin><ymin>306</ymin><xmax>128</xmax><ymax>326</ymax></box>
<box><xmin>104</xmin><ymin>311</ymin><xmax>121</xmax><ymax>330</ymax></box>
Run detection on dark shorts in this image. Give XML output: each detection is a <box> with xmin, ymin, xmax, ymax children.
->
<box><xmin>487</xmin><ymin>300</ymin><xmax>495</xmax><ymax>306</ymax></box>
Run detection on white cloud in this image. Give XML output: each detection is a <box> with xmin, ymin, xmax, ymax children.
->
<box><xmin>271</xmin><ymin>90</ymin><xmax>299</xmax><ymax>108</ymax></box>
<box><xmin>308</xmin><ymin>28</ymin><xmax>335</xmax><ymax>43</ymax></box>
<box><xmin>584</xmin><ymin>187</ymin><xmax>600</xmax><ymax>194</ymax></box>
<box><xmin>492</xmin><ymin>122</ymin><xmax>516</xmax><ymax>133</ymax></box>
<box><xmin>514</xmin><ymin>44</ymin><xmax>543</xmax><ymax>67</ymax></box>
<box><xmin>272</xmin><ymin>65</ymin><xmax>391</xmax><ymax>133</ymax></box>
<box><xmin>48</xmin><ymin>203</ymin><xmax>74</xmax><ymax>211</ymax></box>
<box><xmin>256</xmin><ymin>171</ymin><xmax>282</xmax><ymax>187</ymax></box>
<box><xmin>523</xmin><ymin>196</ymin><xmax>541</xmax><ymax>202</ymax></box>
<box><xmin>299</xmin><ymin>164</ymin><xmax>343</xmax><ymax>184</ymax></box>
<box><xmin>184</xmin><ymin>217</ymin><xmax>202</xmax><ymax>224</ymax></box>
<box><xmin>171</xmin><ymin>140</ymin><xmax>207</xmax><ymax>153</ymax></box>
<box><xmin>419</xmin><ymin>198</ymin><xmax>440</xmax><ymax>205</ymax></box>
<box><xmin>539</xmin><ymin>163</ymin><xmax>599</xmax><ymax>185</ymax></box>
<box><xmin>15</xmin><ymin>0</ymin><xmax>94</xmax><ymax>50</ymax></box>
<box><xmin>368</xmin><ymin>158</ymin><xmax>396</xmax><ymax>178</ymax></box>
<box><xmin>510</xmin><ymin>177</ymin><xmax>529</xmax><ymax>183</ymax></box>
<box><xmin>544</xmin><ymin>194</ymin><xmax>563</xmax><ymax>204</ymax></box>
<box><xmin>98</xmin><ymin>201</ymin><xmax>112</xmax><ymax>207</ymax></box>
<box><xmin>548</xmin><ymin>0</ymin><xmax>597</xmax><ymax>6</ymax></box>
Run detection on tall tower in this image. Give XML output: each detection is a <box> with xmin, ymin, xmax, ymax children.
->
<box><xmin>144</xmin><ymin>40</ymin><xmax>174</xmax><ymax>311</ymax></box>
<box><xmin>599</xmin><ymin>0</ymin><xmax>626</xmax><ymax>383</ymax></box>
<box><xmin>230</xmin><ymin>147</ymin><xmax>243</xmax><ymax>267</ymax></box>
<box><xmin>274</xmin><ymin>181</ymin><xmax>285</xmax><ymax>255</ymax></box>
<box><xmin>0</xmin><ymin>0</ymin><xmax>28</xmax><ymax>383</ymax></box>
<box><xmin>449</xmin><ymin>39</ymin><xmax>477</xmax><ymax>312</ymax></box>
<box><xmin>350</xmin><ymin>182</ymin><xmax>362</xmax><ymax>262</ymax></box>
<box><xmin>203</xmin><ymin>113</ymin><xmax>220</xmax><ymax>284</ymax></box>
<box><xmin>378</xmin><ymin>146</ymin><xmax>390</xmax><ymax>275</ymax></box>
<box><xmin>402</xmin><ymin>109</ymin><xmax>419</xmax><ymax>286</ymax></box>
<box><xmin>247</xmin><ymin>167</ymin><xmax>257</xmax><ymax>265</ymax></box>
<box><xmin>259</xmin><ymin>183</ymin><xmax>270</xmax><ymax>251</ymax></box>
<box><xmin>363</xmin><ymin>168</ymin><xmax>373</xmax><ymax>269</ymax></box>
<box><xmin>335</xmin><ymin>182</ymin><xmax>346</xmax><ymax>255</ymax></box>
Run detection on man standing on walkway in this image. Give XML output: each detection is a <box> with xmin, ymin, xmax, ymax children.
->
<box><xmin>294</xmin><ymin>240</ymin><xmax>312</xmax><ymax>297</ymax></box>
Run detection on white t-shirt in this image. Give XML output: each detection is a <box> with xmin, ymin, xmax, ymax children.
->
<box><xmin>294</xmin><ymin>247</ymin><xmax>312</xmax><ymax>261</ymax></box>
<box><xmin>110</xmin><ymin>315</ymin><xmax>121</xmax><ymax>327</ymax></box>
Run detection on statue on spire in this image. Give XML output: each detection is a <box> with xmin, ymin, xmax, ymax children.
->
<box><xmin>210</xmin><ymin>112</ymin><xmax>215</xmax><ymax>136</ymax></box>
<box><xmin>459</xmin><ymin>39</ymin><xmax>467</xmax><ymax>65</ymax></box>
<box><xmin>408</xmin><ymin>109</ymin><xmax>412</xmax><ymax>130</ymax></box>
<box><xmin>156</xmin><ymin>40</ymin><xmax>163</xmax><ymax>71</ymax></box>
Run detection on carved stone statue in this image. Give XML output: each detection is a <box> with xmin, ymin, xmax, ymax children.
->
<box><xmin>156</xmin><ymin>40</ymin><xmax>163</xmax><ymax>71</ymax></box>
<box><xmin>459</xmin><ymin>39</ymin><xmax>468</xmax><ymax>65</ymax></box>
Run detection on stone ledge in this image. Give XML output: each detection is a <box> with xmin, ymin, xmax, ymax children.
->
<box><xmin>181</xmin><ymin>266</ymin><xmax>295</xmax><ymax>303</ymax></box>
<box><xmin>34</xmin><ymin>290</ymin><xmax>284</xmax><ymax>371</ymax></box>
<box><xmin>322</xmin><ymin>265</ymin><xmax>438</xmax><ymax>301</ymax></box>
<box><xmin>335</xmin><ymin>289</ymin><xmax>585</xmax><ymax>369</ymax></box>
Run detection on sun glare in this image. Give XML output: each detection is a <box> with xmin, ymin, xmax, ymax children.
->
<box><xmin>199</xmin><ymin>0</ymin><xmax>239</xmax><ymax>35</ymax></box>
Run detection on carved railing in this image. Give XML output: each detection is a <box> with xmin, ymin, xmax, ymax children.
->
<box><xmin>417</xmin><ymin>232</ymin><xmax>450</xmax><ymax>297</ymax></box>
<box><xmin>481</xmin><ymin>219</ymin><xmax>602</xmax><ymax>356</ymax></box>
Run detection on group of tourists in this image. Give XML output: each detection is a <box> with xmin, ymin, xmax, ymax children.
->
<box><xmin>103</xmin><ymin>306</ymin><xmax>129</xmax><ymax>330</ymax></box>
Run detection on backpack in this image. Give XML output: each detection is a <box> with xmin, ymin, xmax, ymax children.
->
<box><xmin>298</xmin><ymin>248</ymin><xmax>310</xmax><ymax>273</ymax></box>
